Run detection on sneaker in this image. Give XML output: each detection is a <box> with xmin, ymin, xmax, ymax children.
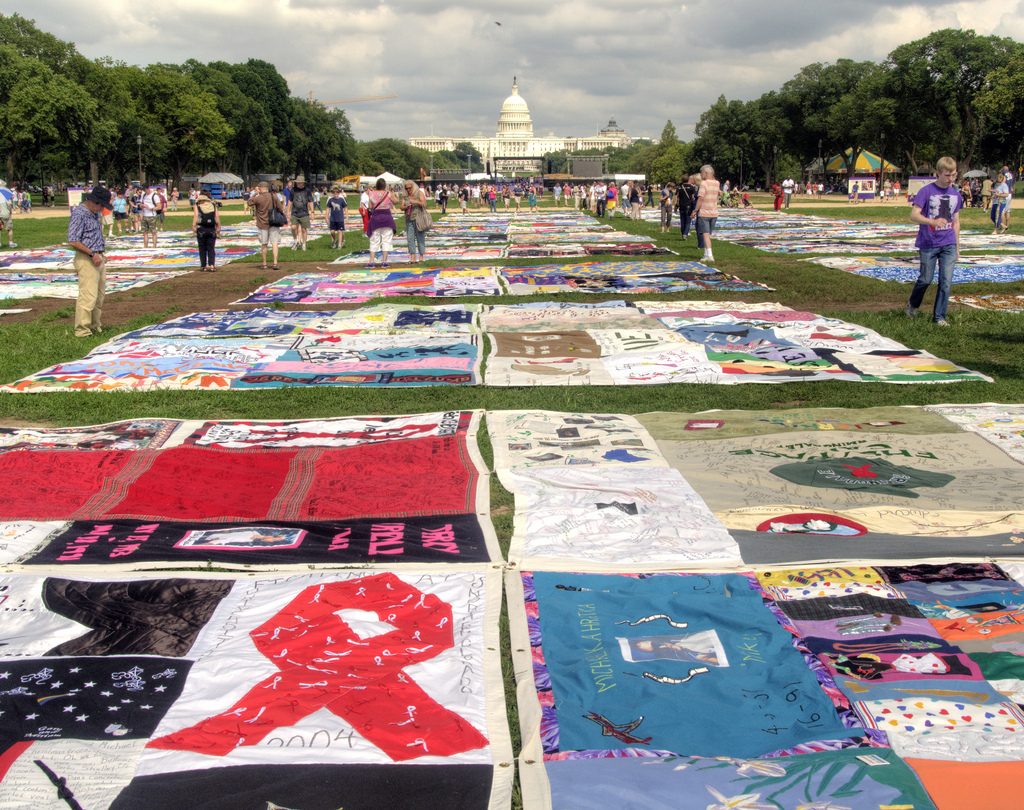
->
<box><xmin>705</xmin><ymin>255</ymin><xmax>715</xmax><ymax>263</ymax></box>
<box><xmin>8</xmin><ymin>242</ymin><xmax>15</xmax><ymax>249</ymax></box>
<box><xmin>935</xmin><ymin>319</ymin><xmax>949</xmax><ymax>327</ymax></box>
<box><xmin>904</xmin><ymin>304</ymin><xmax>917</xmax><ymax>320</ymax></box>
<box><xmin>301</xmin><ymin>243</ymin><xmax>307</xmax><ymax>251</ymax></box>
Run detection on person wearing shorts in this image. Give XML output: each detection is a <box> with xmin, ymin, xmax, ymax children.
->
<box><xmin>287</xmin><ymin>176</ymin><xmax>313</xmax><ymax>250</ymax></box>
<box><xmin>246</xmin><ymin>180</ymin><xmax>285</xmax><ymax>268</ymax></box>
<box><xmin>693</xmin><ymin>164</ymin><xmax>720</xmax><ymax>263</ymax></box>
<box><xmin>325</xmin><ymin>185</ymin><xmax>348</xmax><ymax>249</ymax></box>
<box><xmin>112</xmin><ymin>190</ymin><xmax>129</xmax><ymax>235</ymax></box>
<box><xmin>129</xmin><ymin>187</ymin><xmax>143</xmax><ymax>232</ymax></box>
<box><xmin>140</xmin><ymin>188</ymin><xmax>162</xmax><ymax>248</ymax></box>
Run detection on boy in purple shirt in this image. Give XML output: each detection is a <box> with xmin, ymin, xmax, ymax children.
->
<box><xmin>905</xmin><ymin>156</ymin><xmax>961</xmax><ymax>326</ymax></box>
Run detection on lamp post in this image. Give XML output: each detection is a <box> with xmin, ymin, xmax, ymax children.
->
<box><xmin>772</xmin><ymin>145</ymin><xmax>778</xmax><ymax>187</ymax></box>
<box><xmin>136</xmin><ymin>135</ymin><xmax>143</xmax><ymax>185</ymax></box>
<box><xmin>817</xmin><ymin>139</ymin><xmax>822</xmax><ymax>184</ymax></box>
<box><xmin>739</xmin><ymin>150</ymin><xmax>743</xmax><ymax>190</ymax></box>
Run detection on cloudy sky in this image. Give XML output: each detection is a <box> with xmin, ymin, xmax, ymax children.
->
<box><xmin>20</xmin><ymin>0</ymin><xmax>1024</xmax><ymax>144</ymax></box>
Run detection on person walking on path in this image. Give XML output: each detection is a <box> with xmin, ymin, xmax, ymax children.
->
<box><xmin>402</xmin><ymin>179</ymin><xmax>429</xmax><ymax>263</ymax></box>
<box><xmin>660</xmin><ymin>182</ymin><xmax>675</xmax><ymax>233</ymax></box>
<box><xmin>677</xmin><ymin>175</ymin><xmax>697</xmax><ymax>240</ymax></box>
<box><xmin>905</xmin><ymin>156</ymin><xmax>962</xmax><ymax>327</ymax></box>
<box><xmin>111</xmin><ymin>189</ymin><xmax>129</xmax><ymax>236</ymax></box>
<box><xmin>992</xmin><ymin>173</ymin><xmax>1012</xmax><ymax>234</ymax></box>
<box><xmin>287</xmin><ymin>176</ymin><xmax>313</xmax><ymax>251</ymax></box>
<box><xmin>365</xmin><ymin>178</ymin><xmax>399</xmax><ymax>268</ymax></box>
<box><xmin>191</xmin><ymin>190</ymin><xmax>221</xmax><ymax>271</ymax></box>
<box><xmin>67</xmin><ymin>186</ymin><xmax>111</xmax><ymax>337</ymax></box>
<box><xmin>140</xmin><ymin>186</ymin><xmax>163</xmax><ymax>248</ymax></box>
<box><xmin>245</xmin><ymin>180</ymin><xmax>286</xmax><ymax>269</ymax></box>
<box><xmin>325</xmin><ymin>185</ymin><xmax>348</xmax><ymax>249</ymax></box>
<box><xmin>629</xmin><ymin>182</ymin><xmax>642</xmax><ymax>220</ymax></box>
<box><xmin>693</xmin><ymin>164</ymin><xmax>720</xmax><ymax>263</ymax></box>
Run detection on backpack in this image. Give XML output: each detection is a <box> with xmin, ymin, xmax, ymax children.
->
<box><xmin>198</xmin><ymin>205</ymin><xmax>217</xmax><ymax>228</ymax></box>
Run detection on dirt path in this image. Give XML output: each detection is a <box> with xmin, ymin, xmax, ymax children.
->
<box><xmin>1</xmin><ymin>260</ymin><xmax>371</xmax><ymax>328</ymax></box>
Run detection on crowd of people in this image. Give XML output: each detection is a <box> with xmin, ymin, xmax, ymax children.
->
<box><xmin>48</xmin><ymin>156</ymin><xmax>1019</xmax><ymax>341</ymax></box>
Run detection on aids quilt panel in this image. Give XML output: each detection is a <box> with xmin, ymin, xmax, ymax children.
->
<box><xmin>0</xmin><ymin>569</ymin><xmax>510</xmax><ymax>810</ymax></box>
<box><xmin>480</xmin><ymin>301</ymin><xmax>990</xmax><ymax>387</ymax></box>
<box><xmin>232</xmin><ymin>267</ymin><xmax>505</xmax><ymax>304</ymax></box>
<box><xmin>0</xmin><ymin>412</ymin><xmax>499</xmax><ymax>569</ymax></box>
<box><xmin>487</xmin><ymin>410</ymin><xmax>740</xmax><ymax>570</ymax></box>
<box><xmin>635</xmin><ymin>406</ymin><xmax>1024</xmax><ymax>564</ymax></box>
<box><xmin>511</xmin><ymin>562</ymin><xmax>1024</xmax><ymax>809</ymax></box>
<box><xmin>0</xmin><ymin>271</ymin><xmax>192</xmax><ymax>300</ymax></box>
<box><xmin>1</xmin><ymin>304</ymin><xmax>483</xmax><ymax>393</ymax></box>
<box><xmin>2</xmin><ymin>300</ymin><xmax>992</xmax><ymax>392</ymax></box>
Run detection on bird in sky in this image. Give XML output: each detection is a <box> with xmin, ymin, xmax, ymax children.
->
<box><xmin>495</xmin><ymin>21</ymin><xmax>502</xmax><ymax>26</ymax></box>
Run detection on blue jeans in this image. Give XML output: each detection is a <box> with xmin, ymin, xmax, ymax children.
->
<box><xmin>405</xmin><ymin>219</ymin><xmax>426</xmax><ymax>257</ymax></box>
<box><xmin>909</xmin><ymin>243</ymin><xmax>956</xmax><ymax>321</ymax></box>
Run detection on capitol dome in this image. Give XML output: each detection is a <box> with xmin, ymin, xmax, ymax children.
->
<box><xmin>496</xmin><ymin>78</ymin><xmax>534</xmax><ymax>138</ymax></box>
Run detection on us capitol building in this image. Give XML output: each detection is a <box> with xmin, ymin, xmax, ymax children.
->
<box><xmin>408</xmin><ymin>79</ymin><xmax>633</xmax><ymax>173</ymax></box>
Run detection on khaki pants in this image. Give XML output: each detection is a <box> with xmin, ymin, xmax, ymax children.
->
<box><xmin>74</xmin><ymin>251</ymin><xmax>106</xmax><ymax>337</ymax></box>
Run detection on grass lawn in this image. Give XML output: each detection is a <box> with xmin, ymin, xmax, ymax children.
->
<box><xmin>1</xmin><ymin>192</ymin><xmax>1022</xmax><ymax>807</ymax></box>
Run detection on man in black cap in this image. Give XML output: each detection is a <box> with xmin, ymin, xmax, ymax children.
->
<box><xmin>67</xmin><ymin>186</ymin><xmax>111</xmax><ymax>337</ymax></box>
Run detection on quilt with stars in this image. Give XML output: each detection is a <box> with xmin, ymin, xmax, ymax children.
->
<box><xmin>0</xmin><ymin>568</ymin><xmax>511</xmax><ymax>809</ymax></box>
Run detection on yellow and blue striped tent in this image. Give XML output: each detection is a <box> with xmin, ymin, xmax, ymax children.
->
<box><xmin>825</xmin><ymin>148</ymin><xmax>900</xmax><ymax>173</ymax></box>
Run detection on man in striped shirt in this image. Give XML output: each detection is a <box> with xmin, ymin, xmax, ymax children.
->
<box><xmin>67</xmin><ymin>186</ymin><xmax>111</xmax><ymax>338</ymax></box>
<box><xmin>693</xmin><ymin>164</ymin><xmax>720</xmax><ymax>263</ymax></box>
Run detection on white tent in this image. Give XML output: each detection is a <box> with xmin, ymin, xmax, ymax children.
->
<box><xmin>358</xmin><ymin>172</ymin><xmax>405</xmax><ymax>188</ymax></box>
<box><xmin>198</xmin><ymin>172</ymin><xmax>244</xmax><ymax>184</ymax></box>
<box><xmin>466</xmin><ymin>172</ymin><xmax>504</xmax><ymax>181</ymax></box>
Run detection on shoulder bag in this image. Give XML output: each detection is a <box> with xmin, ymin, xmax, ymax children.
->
<box><xmin>414</xmin><ymin>194</ymin><xmax>433</xmax><ymax>232</ymax></box>
<box><xmin>268</xmin><ymin>195</ymin><xmax>287</xmax><ymax>228</ymax></box>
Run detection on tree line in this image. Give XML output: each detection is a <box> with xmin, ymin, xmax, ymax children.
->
<box><xmin>0</xmin><ymin>14</ymin><xmax>485</xmax><ymax>187</ymax></box>
<box><xmin>3</xmin><ymin>17</ymin><xmax>1021</xmax><ymax>189</ymax></box>
<box><xmin>544</xmin><ymin>29</ymin><xmax>1024</xmax><ymax>187</ymax></box>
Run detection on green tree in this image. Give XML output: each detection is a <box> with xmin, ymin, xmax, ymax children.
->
<box><xmin>358</xmin><ymin>138</ymin><xmax>433</xmax><ymax>179</ymax></box>
<box><xmin>128</xmin><ymin>66</ymin><xmax>232</xmax><ymax>185</ymax></box>
<box><xmin>660</xmin><ymin>120</ymin><xmax>678</xmax><ymax>147</ymax></box>
<box><xmin>0</xmin><ymin>45</ymin><xmax>96</xmax><ymax>182</ymax></box>
<box><xmin>0</xmin><ymin>13</ymin><xmax>87</xmax><ymax>80</ymax></box>
<box><xmin>976</xmin><ymin>53</ymin><xmax>1024</xmax><ymax>172</ymax></box>
<box><xmin>779</xmin><ymin>59</ymin><xmax>879</xmax><ymax>176</ymax></box>
<box><xmin>227</xmin><ymin>59</ymin><xmax>293</xmax><ymax>168</ymax></box>
<box><xmin>452</xmin><ymin>142</ymin><xmax>484</xmax><ymax>172</ymax></box>
<box><xmin>886</xmin><ymin>29</ymin><xmax>1022</xmax><ymax>170</ymax></box>
<box><xmin>182</xmin><ymin>60</ymin><xmax>275</xmax><ymax>179</ymax></box>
